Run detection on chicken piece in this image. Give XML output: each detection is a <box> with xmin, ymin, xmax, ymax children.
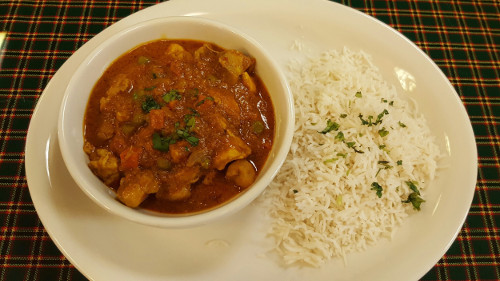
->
<box><xmin>156</xmin><ymin>166</ymin><xmax>201</xmax><ymax>201</ymax></box>
<box><xmin>205</xmin><ymin>113</ymin><xmax>251</xmax><ymax>170</ymax></box>
<box><xmin>169</xmin><ymin>140</ymin><xmax>191</xmax><ymax>164</ymax></box>
<box><xmin>115</xmin><ymin>107</ymin><xmax>132</xmax><ymax>122</ymax></box>
<box><xmin>207</xmin><ymin>89</ymin><xmax>240</xmax><ymax>118</ymax></box>
<box><xmin>212</xmin><ymin>112</ymin><xmax>229</xmax><ymax>130</ymax></box>
<box><xmin>83</xmin><ymin>141</ymin><xmax>95</xmax><ymax>157</ymax></box>
<box><xmin>218</xmin><ymin>50</ymin><xmax>255</xmax><ymax>78</ymax></box>
<box><xmin>225</xmin><ymin>159</ymin><xmax>256</xmax><ymax>188</ymax></box>
<box><xmin>194</xmin><ymin>44</ymin><xmax>218</xmax><ymax>61</ymax></box>
<box><xmin>100</xmin><ymin>74</ymin><xmax>131</xmax><ymax>111</ymax></box>
<box><xmin>241</xmin><ymin>72</ymin><xmax>256</xmax><ymax>93</ymax></box>
<box><xmin>88</xmin><ymin>148</ymin><xmax>120</xmax><ymax>186</ymax></box>
<box><xmin>213</xmin><ymin>130</ymin><xmax>252</xmax><ymax>170</ymax></box>
<box><xmin>117</xmin><ymin>169</ymin><xmax>160</xmax><ymax>208</ymax></box>
<box><xmin>166</xmin><ymin>43</ymin><xmax>192</xmax><ymax>60</ymax></box>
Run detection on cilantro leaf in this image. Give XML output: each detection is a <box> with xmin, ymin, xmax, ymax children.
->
<box><xmin>402</xmin><ymin>181</ymin><xmax>425</xmax><ymax>210</ymax></box>
<box><xmin>318</xmin><ymin>119</ymin><xmax>339</xmax><ymax>134</ymax></box>
<box><xmin>162</xmin><ymin>90</ymin><xmax>181</xmax><ymax>103</ymax></box>
<box><xmin>371</xmin><ymin>182</ymin><xmax>383</xmax><ymax>198</ymax></box>
<box><xmin>141</xmin><ymin>96</ymin><xmax>161</xmax><ymax>113</ymax></box>
<box><xmin>378</xmin><ymin>127</ymin><xmax>389</xmax><ymax>137</ymax></box>
<box><xmin>406</xmin><ymin>181</ymin><xmax>421</xmax><ymax>195</ymax></box>
<box><xmin>152</xmin><ymin>133</ymin><xmax>175</xmax><ymax>152</ymax></box>
<box><xmin>402</xmin><ymin>192</ymin><xmax>425</xmax><ymax>211</ymax></box>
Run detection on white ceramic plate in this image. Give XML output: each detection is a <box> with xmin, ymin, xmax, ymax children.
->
<box><xmin>25</xmin><ymin>0</ymin><xmax>477</xmax><ymax>280</ymax></box>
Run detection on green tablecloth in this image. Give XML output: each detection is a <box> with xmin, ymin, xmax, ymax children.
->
<box><xmin>0</xmin><ymin>0</ymin><xmax>498</xmax><ymax>280</ymax></box>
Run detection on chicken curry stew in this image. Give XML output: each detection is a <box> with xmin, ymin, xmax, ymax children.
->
<box><xmin>83</xmin><ymin>39</ymin><xmax>275</xmax><ymax>214</ymax></box>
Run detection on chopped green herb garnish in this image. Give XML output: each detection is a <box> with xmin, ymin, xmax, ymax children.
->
<box><xmin>353</xmin><ymin>147</ymin><xmax>364</xmax><ymax>154</ymax></box>
<box><xmin>376</xmin><ymin>160</ymin><xmax>393</xmax><ymax>176</ymax></box>
<box><xmin>162</xmin><ymin>90</ymin><xmax>181</xmax><ymax>103</ymax></box>
<box><xmin>335</xmin><ymin>131</ymin><xmax>345</xmax><ymax>142</ymax></box>
<box><xmin>144</xmin><ymin>86</ymin><xmax>156</xmax><ymax>91</ymax></box>
<box><xmin>175</xmin><ymin>121</ymin><xmax>200</xmax><ymax>147</ymax></box>
<box><xmin>345</xmin><ymin>141</ymin><xmax>364</xmax><ymax>153</ymax></box>
<box><xmin>154</xmin><ymin>112</ymin><xmax>200</xmax><ymax>150</ymax></box>
<box><xmin>397</xmin><ymin>160</ymin><xmax>403</xmax><ymax>165</ymax></box>
<box><xmin>340</xmin><ymin>113</ymin><xmax>348</xmax><ymax>118</ymax></box>
<box><xmin>196</xmin><ymin>96</ymin><xmax>214</xmax><ymax>106</ymax></box>
<box><xmin>186</xmin><ymin>116</ymin><xmax>196</xmax><ymax>127</ymax></box>
<box><xmin>141</xmin><ymin>96</ymin><xmax>161</xmax><ymax>113</ymax></box>
<box><xmin>152</xmin><ymin>133</ymin><xmax>175</xmax><ymax>152</ymax></box>
<box><xmin>176</xmin><ymin>129</ymin><xmax>190</xmax><ymax>139</ymax></box>
<box><xmin>185</xmin><ymin>135</ymin><xmax>199</xmax><ymax>146</ymax></box>
<box><xmin>371</xmin><ymin>182</ymin><xmax>383</xmax><ymax>198</ymax></box>
<box><xmin>188</xmin><ymin>107</ymin><xmax>199</xmax><ymax>115</ymax></box>
<box><xmin>398</xmin><ymin>121</ymin><xmax>407</xmax><ymax>128</ymax></box>
<box><xmin>378</xmin><ymin>127</ymin><xmax>389</xmax><ymax>137</ymax></box>
<box><xmin>376</xmin><ymin>109</ymin><xmax>389</xmax><ymax>123</ymax></box>
<box><xmin>337</xmin><ymin>153</ymin><xmax>347</xmax><ymax>158</ymax></box>
<box><xmin>359</xmin><ymin>109</ymin><xmax>389</xmax><ymax>126</ymax></box>
<box><xmin>358</xmin><ymin>114</ymin><xmax>373</xmax><ymax>126</ymax></box>
<box><xmin>319</xmin><ymin>119</ymin><xmax>340</xmax><ymax>134</ymax></box>
<box><xmin>378</xmin><ymin>160</ymin><xmax>391</xmax><ymax>166</ymax></box>
<box><xmin>389</xmin><ymin>101</ymin><xmax>394</xmax><ymax>106</ymax></box>
<box><xmin>183</xmin><ymin>112</ymin><xmax>199</xmax><ymax>128</ymax></box>
<box><xmin>406</xmin><ymin>181</ymin><xmax>420</xmax><ymax>195</ymax></box>
<box><xmin>378</xmin><ymin>144</ymin><xmax>390</xmax><ymax>152</ymax></box>
<box><xmin>293</xmin><ymin>189</ymin><xmax>298</xmax><ymax>194</ymax></box>
<box><xmin>402</xmin><ymin>181</ymin><xmax>425</xmax><ymax>210</ymax></box>
<box><xmin>402</xmin><ymin>193</ymin><xmax>425</xmax><ymax>211</ymax></box>
<box><xmin>355</xmin><ymin>91</ymin><xmax>362</xmax><ymax>98</ymax></box>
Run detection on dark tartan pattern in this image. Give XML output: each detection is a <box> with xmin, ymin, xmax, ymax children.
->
<box><xmin>0</xmin><ymin>0</ymin><xmax>498</xmax><ymax>280</ymax></box>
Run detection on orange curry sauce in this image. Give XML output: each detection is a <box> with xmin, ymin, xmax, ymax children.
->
<box><xmin>83</xmin><ymin>39</ymin><xmax>275</xmax><ymax>214</ymax></box>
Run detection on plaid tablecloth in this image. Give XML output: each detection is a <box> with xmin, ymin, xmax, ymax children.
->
<box><xmin>0</xmin><ymin>0</ymin><xmax>498</xmax><ymax>280</ymax></box>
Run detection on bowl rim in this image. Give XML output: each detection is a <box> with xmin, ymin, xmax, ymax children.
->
<box><xmin>57</xmin><ymin>16</ymin><xmax>294</xmax><ymax>228</ymax></box>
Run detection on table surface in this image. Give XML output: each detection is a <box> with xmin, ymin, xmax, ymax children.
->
<box><xmin>0</xmin><ymin>0</ymin><xmax>498</xmax><ymax>280</ymax></box>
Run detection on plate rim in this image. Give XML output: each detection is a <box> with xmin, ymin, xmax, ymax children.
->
<box><xmin>24</xmin><ymin>0</ymin><xmax>478</xmax><ymax>280</ymax></box>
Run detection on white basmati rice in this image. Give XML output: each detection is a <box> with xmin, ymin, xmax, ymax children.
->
<box><xmin>265</xmin><ymin>47</ymin><xmax>441</xmax><ymax>267</ymax></box>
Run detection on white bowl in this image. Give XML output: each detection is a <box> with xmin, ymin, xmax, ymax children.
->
<box><xmin>58</xmin><ymin>16</ymin><xmax>294</xmax><ymax>228</ymax></box>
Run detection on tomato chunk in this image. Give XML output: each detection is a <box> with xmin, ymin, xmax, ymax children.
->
<box><xmin>148</xmin><ymin>109</ymin><xmax>165</xmax><ymax>130</ymax></box>
<box><xmin>119</xmin><ymin>146</ymin><xmax>142</xmax><ymax>171</ymax></box>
